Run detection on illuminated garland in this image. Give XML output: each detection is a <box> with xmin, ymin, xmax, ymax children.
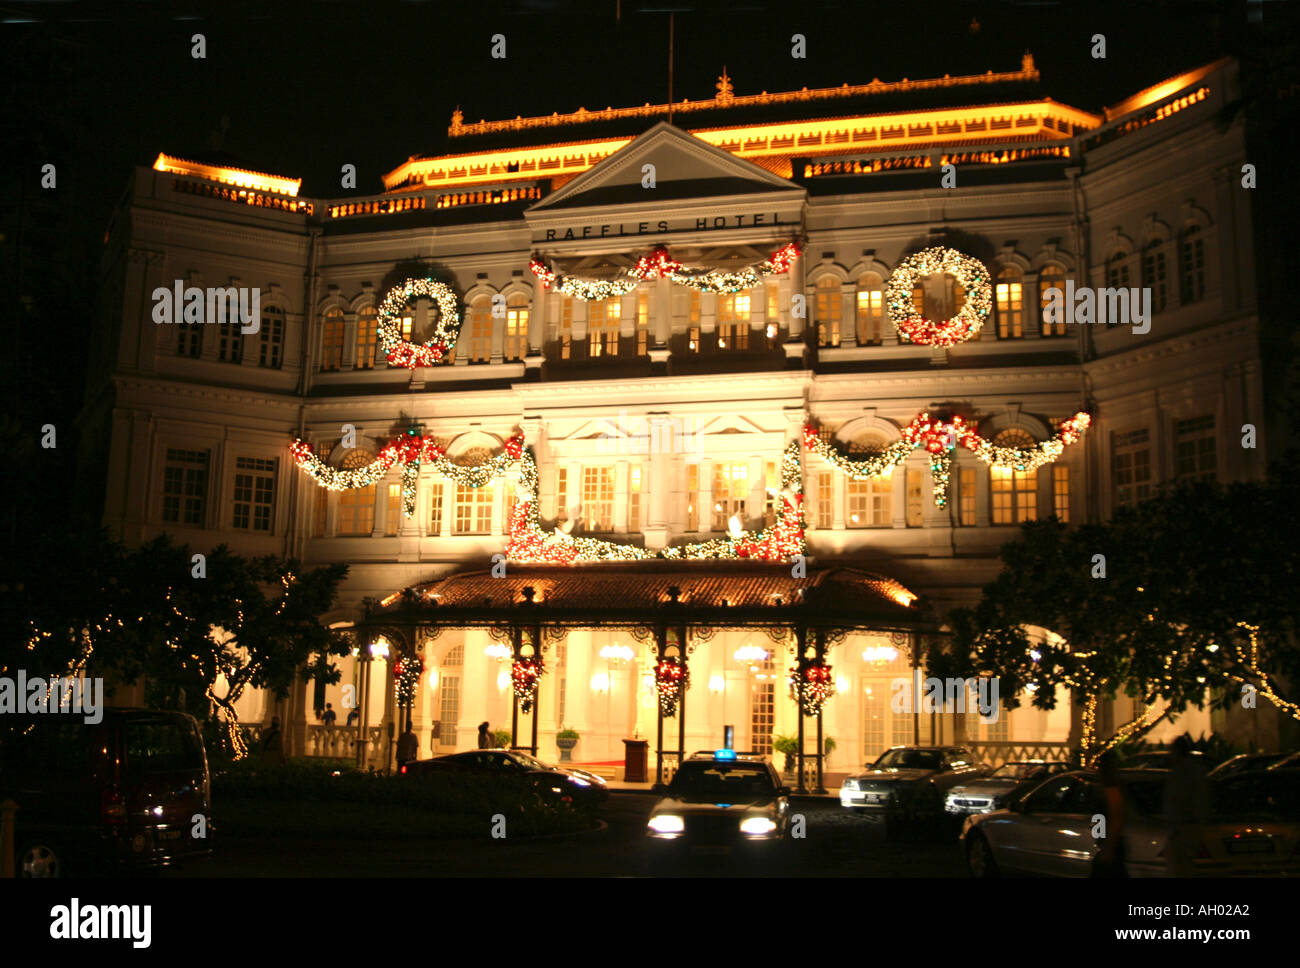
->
<box><xmin>885</xmin><ymin>247</ymin><xmax>992</xmax><ymax>346</ymax></box>
<box><xmin>511</xmin><ymin>655</ymin><xmax>544</xmax><ymax>713</ymax></box>
<box><xmin>655</xmin><ymin>657</ymin><xmax>689</xmax><ymax>717</ymax></box>
<box><xmin>806</xmin><ymin>412</ymin><xmax>1089</xmax><ymax>509</ymax></box>
<box><xmin>291</xmin><ymin>432</ymin><xmax>524</xmax><ymax>518</ymax></box>
<box><xmin>395</xmin><ymin>655</ymin><xmax>423</xmax><ymax>706</ymax></box>
<box><xmin>530</xmin><ymin>242</ymin><xmax>800</xmax><ymax>300</ymax></box>
<box><xmin>792</xmin><ymin>663</ymin><xmax>834</xmax><ymax>716</ymax></box>
<box><xmin>376</xmin><ymin>277</ymin><xmax>463</xmax><ymax>368</ymax></box>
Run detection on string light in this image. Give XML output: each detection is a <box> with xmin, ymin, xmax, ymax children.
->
<box><xmin>655</xmin><ymin>657</ymin><xmax>689</xmax><ymax>717</ymax></box>
<box><xmin>511</xmin><ymin>655</ymin><xmax>544</xmax><ymax>713</ymax></box>
<box><xmin>885</xmin><ymin>246</ymin><xmax>992</xmax><ymax>346</ymax></box>
<box><xmin>792</xmin><ymin>662</ymin><xmax>834</xmax><ymax>716</ymax></box>
<box><xmin>376</xmin><ymin>277</ymin><xmax>462</xmax><ymax>368</ymax></box>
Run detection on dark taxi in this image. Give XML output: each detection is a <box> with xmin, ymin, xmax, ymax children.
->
<box><xmin>646</xmin><ymin>750</ymin><xmax>791</xmax><ymax>849</ymax></box>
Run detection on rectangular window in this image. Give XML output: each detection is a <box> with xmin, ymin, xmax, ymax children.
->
<box><xmin>905</xmin><ymin>469</ymin><xmax>924</xmax><ymax>527</ymax></box>
<box><xmin>438</xmin><ymin>675</ymin><xmax>460</xmax><ymax>749</ymax></box>
<box><xmin>751</xmin><ymin>678</ymin><xmax>775</xmax><ymax>755</ymax></box>
<box><xmin>468</xmin><ymin>301</ymin><xmax>492</xmax><ymax>362</ymax></box>
<box><xmin>505</xmin><ymin>302</ymin><xmax>528</xmax><ymax>362</ymax></box>
<box><xmin>848</xmin><ymin>477</ymin><xmax>891</xmax><ymax>527</ymax></box>
<box><xmin>163</xmin><ymin>449</ymin><xmax>209</xmax><ymax>526</ymax></box>
<box><xmin>555</xmin><ymin>467</ymin><xmax>569</xmax><ymax>522</ymax></box>
<box><xmin>816</xmin><ymin>471</ymin><xmax>833</xmax><ymax>530</ymax></box>
<box><xmin>453</xmin><ymin>482</ymin><xmax>494</xmax><ymax>534</ymax></box>
<box><xmin>763</xmin><ymin>460</ymin><xmax>778</xmax><ymax>526</ymax></box>
<box><xmin>629</xmin><ymin>465</ymin><xmax>642</xmax><ymax>532</ymax></box>
<box><xmin>259</xmin><ymin>310</ymin><xmax>284</xmax><ymax>368</ymax></box>
<box><xmin>991</xmin><ymin>467</ymin><xmax>1037</xmax><ymax>524</ymax></box>
<box><xmin>717</xmin><ymin>292</ymin><xmax>750</xmax><ymax>350</ymax></box>
<box><xmin>588</xmin><ymin>299</ymin><xmax>619</xmax><ymax>358</ymax></box>
<box><xmin>581</xmin><ymin>466</ymin><xmax>615</xmax><ymax>532</ymax></box>
<box><xmin>687</xmin><ymin>464</ymin><xmax>699</xmax><ymax>531</ymax></box>
<box><xmin>688</xmin><ymin>292</ymin><xmax>701</xmax><ymax>353</ymax></box>
<box><xmin>996</xmin><ymin>281</ymin><xmax>1024</xmax><ymax>338</ymax></box>
<box><xmin>429</xmin><ymin>478</ymin><xmax>444</xmax><ymax>535</ymax></box>
<box><xmin>385</xmin><ymin>483</ymin><xmax>401</xmax><ymax>536</ymax></box>
<box><xmin>856</xmin><ymin>288</ymin><xmax>884</xmax><ymax>344</ymax></box>
<box><xmin>1052</xmin><ymin>465</ymin><xmax>1070</xmax><ymax>521</ymax></box>
<box><xmin>355</xmin><ymin>309</ymin><xmax>378</xmax><ymax>369</ymax></box>
<box><xmin>232</xmin><ymin>456</ymin><xmax>275</xmax><ymax>532</ymax></box>
<box><xmin>178</xmin><ymin>323</ymin><xmax>202</xmax><ymax>358</ymax></box>
<box><xmin>1174</xmin><ymin>415</ymin><xmax>1216</xmax><ymax>483</ymax></box>
<box><xmin>313</xmin><ymin>489</ymin><xmax>328</xmax><ymax>537</ymax></box>
<box><xmin>712</xmin><ymin>462</ymin><xmax>749</xmax><ymax>531</ymax></box>
<box><xmin>1143</xmin><ymin>248</ymin><xmax>1168</xmax><ymax>313</ymax></box>
<box><xmin>636</xmin><ymin>291</ymin><xmax>649</xmax><ymax>355</ymax></box>
<box><xmin>560</xmin><ymin>299</ymin><xmax>573</xmax><ymax>360</ymax></box>
<box><xmin>958</xmin><ymin>468</ymin><xmax>976</xmax><ymax>526</ymax></box>
<box><xmin>217</xmin><ymin>322</ymin><xmax>241</xmax><ymax>363</ymax></box>
<box><xmin>1113</xmin><ymin>428</ymin><xmax>1152</xmax><ymax>507</ymax></box>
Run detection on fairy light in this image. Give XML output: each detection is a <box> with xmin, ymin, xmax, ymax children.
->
<box><xmin>885</xmin><ymin>246</ymin><xmax>992</xmax><ymax>346</ymax></box>
<box><xmin>655</xmin><ymin>657</ymin><xmax>689</xmax><ymax>717</ymax></box>
<box><xmin>375</xmin><ymin>277</ymin><xmax>463</xmax><ymax>368</ymax></box>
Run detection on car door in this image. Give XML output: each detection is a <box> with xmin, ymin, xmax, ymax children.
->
<box><xmin>1023</xmin><ymin>776</ymin><xmax>1102</xmax><ymax>877</ymax></box>
<box><xmin>1010</xmin><ymin>775</ymin><xmax>1087</xmax><ymax>875</ymax></box>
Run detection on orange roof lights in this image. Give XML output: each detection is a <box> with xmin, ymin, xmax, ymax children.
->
<box><xmin>153</xmin><ymin>153</ymin><xmax>302</xmax><ymax>197</ymax></box>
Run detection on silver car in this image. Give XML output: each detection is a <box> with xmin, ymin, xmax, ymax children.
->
<box><xmin>841</xmin><ymin>746</ymin><xmax>985</xmax><ymax>817</ymax></box>
<box><xmin>945</xmin><ymin>760</ymin><xmax>1071</xmax><ymax>817</ymax></box>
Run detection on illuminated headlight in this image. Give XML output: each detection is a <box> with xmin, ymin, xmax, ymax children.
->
<box><xmin>648</xmin><ymin>815</ymin><xmax>685</xmax><ymax>834</ymax></box>
<box><xmin>842</xmin><ymin>779</ymin><xmax>858</xmax><ymax>791</ymax></box>
<box><xmin>740</xmin><ymin>817</ymin><xmax>778</xmax><ymax>836</ymax></box>
<box><xmin>569</xmin><ymin>776</ymin><xmax>591</xmax><ymax>787</ymax></box>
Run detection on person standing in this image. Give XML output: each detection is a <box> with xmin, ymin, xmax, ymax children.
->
<box><xmin>262</xmin><ymin>716</ymin><xmax>287</xmax><ymax>768</ymax></box>
<box><xmin>396</xmin><ymin>721</ymin><xmax>419</xmax><ymax>769</ymax></box>
<box><xmin>1091</xmin><ymin>750</ymin><xmax>1127</xmax><ymax>877</ymax></box>
<box><xmin>477</xmin><ymin>721</ymin><xmax>493</xmax><ymax>749</ymax></box>
<box><xmin>321</xmin><ymin>702</ymin><xmax>337</xmax><ymax>727</ymax></box>
<box><xmin>1163</xmin><ymin>735</ymin><xmax>1211</xmax><ymax>876</ymax></box>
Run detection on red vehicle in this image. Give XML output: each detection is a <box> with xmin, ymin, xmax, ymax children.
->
<box><xmin>0</xmin><ymin>709</ymin><xmax>213</xmax><ymax>877</ymax></box>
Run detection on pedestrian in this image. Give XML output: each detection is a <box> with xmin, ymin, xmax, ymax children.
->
<box><xmin>1163</xmin><ymin>735</ymin><xmax>1211</xmax><ymax>876</ymax></box>
<box><xmin>477</xmin><ymin>721</ymin><xmax>493</xmax><ymax>749</ymax></box>
<box><xmin>1091</xmin><ymin>750</ymin><xmax>1127</xmax><ymax>877</ymax></box>
<box><xmin>321</xmin><ymin>702</ymin><xmax>337</xmax><ymax>727</ymax></box>
<box><xmin>396</xmin><ymin>720</ymin><xmax>419</xmax><ymax>769</ymax></box>
<box><xmin>262</xmin><ymin>716</ymin><xmax>287</xmax><ymax>768</ymax></box>
<box><xmin>346</xmin><ymin>705</ymin><xmax>360</xmax><ymax>727</ymax></box>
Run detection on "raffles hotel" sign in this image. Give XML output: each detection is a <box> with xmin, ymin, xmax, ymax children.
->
<box><xmin>538</xmin><ymin>211</ymin><xmax>796</xmax><ymax>242</ymax></box>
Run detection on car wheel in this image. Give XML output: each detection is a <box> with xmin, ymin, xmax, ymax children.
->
<box><xmin>20</xmin><ymin>842</ymin><xmax>64</xmax><ymax>878</ymax></box>
<box><xmin>966</xmin><ymin>832</ymin><xmax>1000</xmax><ymax>878</ymax></box>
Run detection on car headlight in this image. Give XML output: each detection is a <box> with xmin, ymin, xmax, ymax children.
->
<box><xmin>569</xmin><ymin>776</ymin><xmax>591</xmax><ymax>787</ymax></box>
<box><xmin>740</xmin><ymin>817</ymin><xmax>778</xmax><ymax>836</ymax></box>
<box><xmin>843</xmin><ymin>779</ymin><xmax>858</xmax><ymax>791</ymax></box>
<box><xmin>648</xmin><ymin>814</ymin><xmax>685</xmax><ymax>833</ymax></box>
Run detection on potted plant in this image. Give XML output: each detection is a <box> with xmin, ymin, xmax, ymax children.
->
<box><xmin>773</xmin><ymin>735</ymin><xmax>798</xmax><ymax>778</ymax></box>
<box><xmin>491</xmin><ymin>728</ymin><xmax>512</xmax><ymax>749</ymax></box>
<box><xmin>556</xmin><ymin>727</ymin><xmax>580</xmax><ymax>762</ymax></box>
<box><xmin>823</xmin><ymin>736</ymin><xmax>837</xmax><ymax>763</ymax></box>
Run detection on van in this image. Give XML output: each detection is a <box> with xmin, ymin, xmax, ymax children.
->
<box><xmin>0</xmin><ymin>708</ymin><xmax>213</xmax><ymax>877</ymax></box>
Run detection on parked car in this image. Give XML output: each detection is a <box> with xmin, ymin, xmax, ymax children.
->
<box><xmin>0</xmin><ymin>709</ymin><xmax>213</xmax><ymax>878</ymax></box>
<box><xmin>1124</xmin><ymin>749</ymin><xmax>1207</xmax><ymax>770</ymax></box>
<box><xmin>1208</xmin><ymin>753</ymin><xmax>1290</xmax><ymax>779</ymax></box>
<box><xmin>399</xmin><ymin>748</ymin><xmax>608</xmax><ymax>806</ymax></box>
<box><xmin>944</xmin><ymin>760</ymin><xmax>1072</xmax><ymax>818</ymax></box>
<box><xmin>840</xmin><ymin>746</ymin><xmax>986</xmax><ymax>818</ymax></box>
<box><xmin>961</xmin><ymin>769</ymin><xmax>1300</xmax><ymax>877</ymax></box>
<box><xmin>646</xmin><ymin>750</ymin><xmax>791</xmax><ymax>852</ymax></box>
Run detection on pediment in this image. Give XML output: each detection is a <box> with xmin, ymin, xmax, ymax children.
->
<box><xmin>695</xmin><ymin>414</ymin><xmax>767</xmax><ymax>436</ymax></box>
<box><xmin>529</xmin><ymin>122</ymin><xmax>800</xmax><ymax>213</ymax></box>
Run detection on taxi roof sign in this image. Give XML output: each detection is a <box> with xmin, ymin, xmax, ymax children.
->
<box><xmin>714</xmin><ymin>748</ymin><xmax>737</xmax><ymax>761</ymax></box>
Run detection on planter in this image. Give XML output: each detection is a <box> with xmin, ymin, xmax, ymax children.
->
<box><xmin>556</xmin><ymin>736</ymin><xmax>578</xmax><ymax>762</ymax></box>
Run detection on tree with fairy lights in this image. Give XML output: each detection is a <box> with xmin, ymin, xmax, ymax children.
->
<box><xmin>931</xmin><ymin>467</ymin><xmax>1300</xmax><ymax>765</ymax></box>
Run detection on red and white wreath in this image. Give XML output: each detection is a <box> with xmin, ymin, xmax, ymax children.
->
<box><xmin>376</xmin><ymin>277</ymin><xmax>462</xmax><ymax>368</ymax></box>
<box><xmin>885</xmin><ymin>247</ymin><xmax>992</xmax><ymax>347</ymax></box>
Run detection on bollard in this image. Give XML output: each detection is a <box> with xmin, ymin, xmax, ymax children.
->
<box><xmin>0</xmin><ymin>799</ymin><xmax>18</xmax><ymax>878</ymax></box>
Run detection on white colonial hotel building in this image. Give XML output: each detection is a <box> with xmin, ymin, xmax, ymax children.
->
<box><xmin>87</xmin><ymin>54</ymin><xmax>1267</xmax><ymax>776</ymax></box>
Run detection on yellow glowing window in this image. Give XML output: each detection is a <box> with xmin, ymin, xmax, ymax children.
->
<box><xmin>321</xmin><ymin>308</ymin><xmax>345</xmax><ymax>371</ymax></box>
<box><xmin>355</xmin><ymin>307</ymin><xmax>378</xmax><ymax>369</ymax></box>
<box><xmin>505</xmin><ymin>296</ymin><xmax>528</xmax><ymax>361</ymax></box>
<box><xmin>816</xmin><ymin>276</ymin><xmax>841</xmax><ymax>347</ymax></box>
<box><xmin>856</xmin><ymin>274</ymin><xmax>885</xmax><ymax>344</ymax></box>
<box><xmin>996</xmin><ymin>268</ymin><xmax>1023</xmax><ymax>339</ymax></box>
<box><xmin>712</xmin><ymin>462</ymin><xmax>749</xmax><ymax>530</ymax></box>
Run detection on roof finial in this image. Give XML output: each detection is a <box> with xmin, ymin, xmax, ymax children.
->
<box><xmin>1022</xmin><ymin>51</ymin><xmax>1036</xmax><ymax>75</ymax></box>
<box><xmin>716</xmin><ymin>66</ymin><xmax>734</xmax><ymax>104</ymax></box>
<box><xmin>450</xmin><ymin>106</ymin><xmax>464</xmax><ymax>134</ymax></box>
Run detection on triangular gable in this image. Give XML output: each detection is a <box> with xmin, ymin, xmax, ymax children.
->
<box><xmin>529</xmin><ymin>122</ymin><xmax>800</xmax><ymax>213</ymax></box>
<box><xmin>694</xmin><ymin>414</ymin><xmax>768</xmax><ymax>436</ymax></box>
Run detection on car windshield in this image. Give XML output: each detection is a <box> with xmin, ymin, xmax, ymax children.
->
<box><xmin>1212</xmin><ymin>772</ymin><xmax>1300</xmax><ymax>821</ymax></box>
<box><xmin>874</xmin><ymin>749</ymin><xmax>940</xmax><ymax>770</ymax></box>
<box><xmin>509</xmin><ymin>752</ymin><xmax>548</xmax><ymax>770</ymax></box>
<box><xmin>994</xmin><ymin>762</ymin><xmax>1056</xmax><ymax>780</ymax></box>
<box><xmin>124</xmin><ymin>718</ymin><xmax>204</xmax><ymax>774</ymax></box>
<box><xmin>669</xmin><ymin>763</ymin><xmax>775</xmax><ymax>799</ymax></box>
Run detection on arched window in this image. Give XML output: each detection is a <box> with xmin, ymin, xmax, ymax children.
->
<box><xmin>588</xmin><ymin>298</ymin><xmax>619</xmax><ymax>358</ymax></box>
<box><xmin>1142</xmin><ymin>240</ymin><xmax>1168</xmax><ymax>313</ymax></box>
<box><xmin>259</xmin><ymin>305</ymin><xmax>284</xmax><ymax>369</ymax></box>
<box><xmin>1038</xmin><ymin>264</ymin><xmax>1067</xmax><ymax>336</ymax></box>
<box><xmin>856</xmin><ymin>272</ymin><xmax>885</xmax><ymax>345</ymax></box>
<box><xmin>1178</xmin><ymin>224</ymin><xmax>1205</xmax><ymax>303</ymax></box>
<box><xmin>336</xmin><ymin>450</ymin><xmax>376</xmax><ymax>535</ymax></box>
<box><xmin>355</xmin><ymin>306</ymin><xmax>378</xmax><ymax>369</ymax></box>
<box><xmin>442</xmin><ymin>644</ymin><xmax>464</xmax><ymax>667</ymax></box>
<box><xmin>717</xmin><ymin>291</ymin><xmax>750</xmax><ymax>350</ymax></box>
<box><xmin>1106</xmin><ymin>249</ymin><xmax>1131</xmax><ymax>290</ymax></box>
<box><xmin>815</xmin><ymin>276</ymin><xmax>841</xmax><ymax>347</ymax></box>
<box><xmin>504</xmin><ymin>295</ymin><xmax>529</xmax><ymax>362</ymax></box>
<box><xmin>321</xmin><ymin>307</ymin><xmax>345</xmax><ymax>371</ymax></box>
<box><xmin>996</xmin><ymin>267</ymin><xmax>1023</xmax><ymax>339</ymax></box>
<box><xmin>466</xmin><ymin>296</ymin><xmax>492</xmax><ymax>362</ymax></box>
<box><xmin>990</xmin><ymin>429</ymin><xmax>1037</xmax><ymax>524</ymax></box>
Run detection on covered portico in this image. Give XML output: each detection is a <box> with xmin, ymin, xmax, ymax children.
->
<box><xmin>353</xmin><ymin>561</ymin><xmax>938</xmax><ymax>792</ymax></box>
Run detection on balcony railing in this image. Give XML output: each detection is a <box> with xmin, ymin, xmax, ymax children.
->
<box><xmin>967</xmin><ymin>741</ymin><xmax>1072</xmax><ymax>769</ymax></box>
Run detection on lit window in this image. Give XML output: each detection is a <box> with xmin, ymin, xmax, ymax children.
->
<box><xmin>162</xmin><ymin>448</ymin><xmax>208</xmax><ymax>526</ymax></box>
<box><xmin>1052</xmin><ymin>465</ymin><xmax>1070</xmax><ymax>521</ymax></box>
<box><xmin>958</xmin><ymin>467</ymin><xmax>976</xmax><ymax>526</ymax></box>
<box><xmin>905</xmin><ymin>469</ymin><xmax>924</xmax><ymax>527</ymax></box>
<box><xmin>688</xmin><ymin>291</ymin><xmax>700</xmax><ymax>353</ymax></box>
<box><xmin>453</xmin><ymin>479</ymin><xmax>494</xmax><ymax>534</ymax></box>
<box><xmin>1112</xmin><ymin>428</ymin><xmax>1152</xmax><ymax>507</ymax></box>
<box><xmin>763</xmin><ymin>460</ymin><xmax>778</xmax><ymax>526</ymax></box>
<box><xmin>259</xmin><ymin>305</ymin><xmax>284</xmax><ymax>368</ymax></box>
<box><xmin>990</xmin><ymin>429</ymin><xmax>1038</xmax><ymax>524</ymax></box>
<box><xmin>815</xmin><ymin>276</ymin><xmax>841</xmax><ymax>347</ymax></box>
<box><xmin>467</xmin><ymin>296</ymin><xmax>492</xmax><ymax>362</ymax></box>
<box><xmin>712</xmin><ymin>462</ymin><xmax>749</xmax><ymax>531</ymax></box>
<box><xmin>636</xmin><ymin>291</ymin><xmax>650</xmax><ymax>356</ymax></box>
<box><xmin>687</xmin><ymin>464</ymin><xmax>699</xmax><ymax>531</ymax></box>
<box><xmin>588</xmin><ymin>299</ymin><xmax>620</xmax><ymax>358</ymax></box>
<box><xmin>385</xmin><ymin>483</ymin><xmax>402</xmax><ymax>535</ymax></box>
<box><xmin>560</xmin><ymin>298</ymin><xmax>573</xmax><ymax>360</ymax></box>
<box><xmin>337</xmin><ymin>451</ymin><xmax>376</xmax><ymax>535</ymax></box>
<box><xmin>1179</xmin><ymin>225</ymin><xmax>1205</xmax><ymax>303</ymax></box>
<box><xmin>1039</xmin><ymin>264</ymin><xmax>1067</xmax><ymax>336</ymax></box>
<box><xmin>555</xmin><ymin>467</ymin><xmax>569</xmax><ymax>522</ymax></box>
<box><xmin>856</xmin><ymin>273</ymin><xmax>885</xmax><ymax>345</ymax></box>
<box><xmin>429</xmin><ymin>476</ymin><xmax>444</xmax><ymax>535</ymax></box>
<box><xmin>355</xmin><ymin>307</ymin><xmax>378</xmax><ymax>369</ymax></box>
<box><xmin>629</xmin><ymin>465</ymin><xmax>642</xmax><ymax>532</ymax></box>
<box><xmin>581</xmin><ymin>466</ymin><xmax>615</xmax><ymax>531</ymax></box>
<box><xmin>321</xmin><ymin>308</ymin><xmax>345</xmax><ymax>371</ymax></box>
<box><xmin>505</xmin><ymin>295</ymin><xmax>528</xmax><ymax>362</ymax></box>
<box><xmin>232</xmin><ymin>456</ymin><xmax>275</xmax><ymax>532</ymax></box>
<box><xmin>717</xmin><ymin>291</ymin><xmax>750</xmax><ymax>350</ymax></box>
<box><xmin>996</xmin><ymin>268</ymin><xmax>1023</xmax><ymax>339</ymax></box>
<box><xmin>1173</xmin><ymin>415</ymin><xmax>1215</xmax><ymax>483</ymax></box>
<box><xmin>815</xmin><ymin>471</ymin><xmax>833</xmax><ymax>529</ymax></box>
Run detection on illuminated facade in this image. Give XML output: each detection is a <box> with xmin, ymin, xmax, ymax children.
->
<box><xmin>89</xmin><ymin>56</ymin><xmax>1263</xmax><ymax>774</ymax></box>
